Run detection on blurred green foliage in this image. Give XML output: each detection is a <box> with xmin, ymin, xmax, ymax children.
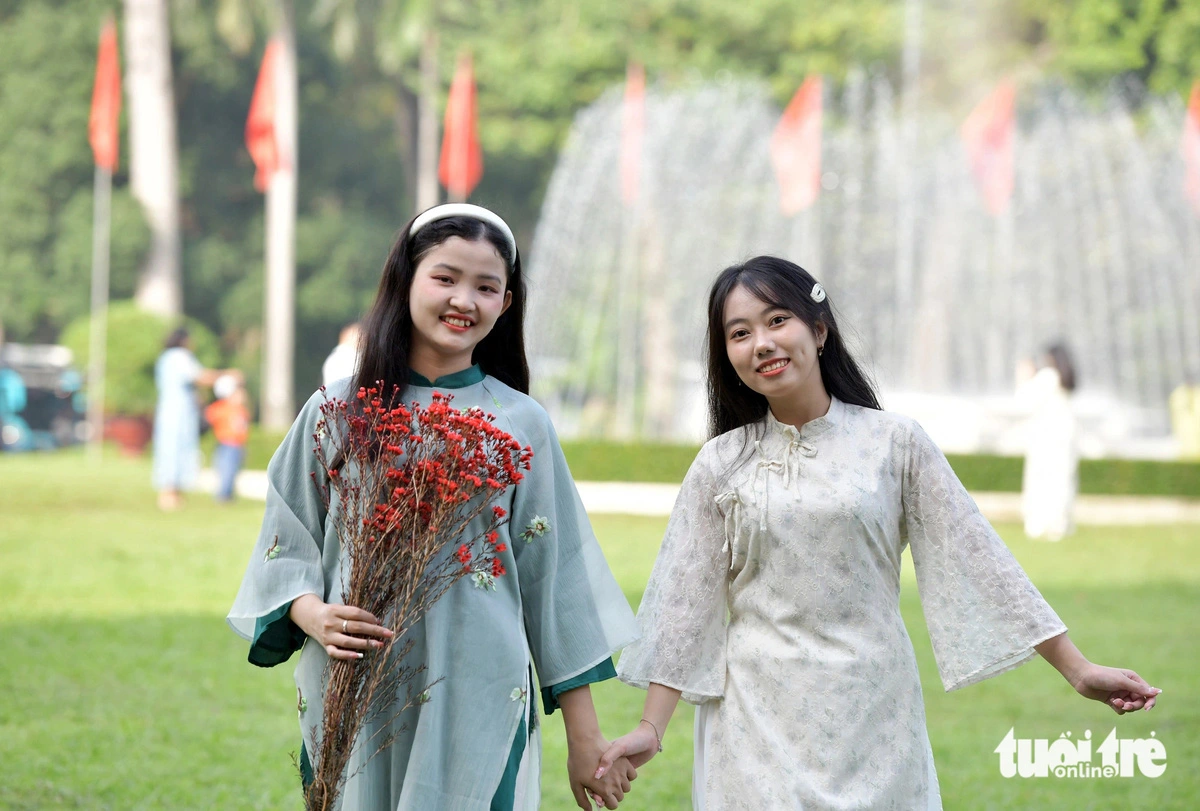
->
<box><xmin>0</xmin><ymin>2</ymin><xmax>150</xmax><ymax>340</ymax></box>
<box><xmin>60</xmin><ymin>300</ymin><xmax>220</xmax><ymax>416</ymax></box>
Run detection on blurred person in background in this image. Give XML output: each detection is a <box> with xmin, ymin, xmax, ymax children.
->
<box><xmin>1016</xmin><ymin>342</ymin><xmax>1079</xmax><ymax>541</ymax></box>
<box><xmin>205</xmin><ymin>373</ymin><xmax>250</xmax><ymax>502</ymax></box>
<box><xmin>153</xmin><ymin>327</ymin><xmax>239</xmax><ymax>511</ymax></box>
<box><xmin>322</xmin><ymin>322</ymin><xmax>361</xmax><ymax>387</ymax></box>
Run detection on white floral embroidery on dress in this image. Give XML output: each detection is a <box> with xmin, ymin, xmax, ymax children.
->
<box><xmin>520</xmin><ymin>516</ymin><xmax>551</xmax><ymax>543</ymax></box>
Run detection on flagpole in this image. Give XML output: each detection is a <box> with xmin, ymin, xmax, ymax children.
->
<box><xmin>87</xmin><ymin>164</ymin><xmax>113</xmax><ymax>461</ymax></box>
<box><xmin>260</xmin><ymin>6</ymin><xmax>298</xmax><ymax>431</ymax></box>
<box><xmin>417</xmin><ymin>29</ymin><xmax>440</xmax><ymax>210</ymax></box>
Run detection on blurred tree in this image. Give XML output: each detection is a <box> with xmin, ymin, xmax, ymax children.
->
<box><xmin>123</xmin><ymin>0</ymin><xmax>183</xmax><ymax>315</ymax></box>
<box><xmin>169</xmin><ymin>0</ymin><xmax>404</xmax><ymax>403</ymax></box>
<box><xmin>0</xmin><ymin>1</ymin><xmax>150</xmax><ymax>342</ymax></box>
<box><xmin>1015</xmin><ymin>0</ymin><xmax>1200</xmax><ymax>96</ymax></box>
<box><xmin>313</xmin><ymin>0</ymin><xmax>442</xmax><ymax>210</ymax></box>
<box><xmin>302</xmin><ymin>0</ymin><xmax>905</xmax><ymax>240</ymax></box>
<box><xmin>60</xmin><ymin>299</ymin><xmax>220</xmax><ymax>415</ymax></box>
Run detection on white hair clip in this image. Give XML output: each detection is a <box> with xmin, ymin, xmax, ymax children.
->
<box><xmin>810</xmin><ymin>283</ymin><xmax>826</xmax><ymax>303</ymax></box>
<box><xmin>409</xmin><ymin>203</ymin><xmax>518</xmax><ymax>260</ymax></box>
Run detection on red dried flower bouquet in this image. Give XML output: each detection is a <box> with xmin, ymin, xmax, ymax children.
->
<box><xmin>303</xmin><ymin>386</ymin><xmax>532</xmax><ymax>811</ymax></box>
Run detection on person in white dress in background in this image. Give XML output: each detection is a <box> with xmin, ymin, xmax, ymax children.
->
<box><xmin>152</xmin><ymin>328</ymin><xmax>240</xmax><ymax>511</ymax></box>
<box><xmin>597</xmin><ymin>256</ymin><xmax>1160</xmax><ymax>810</ymax></box>
<box><xmin>1016</xmin><ymin>343</ymin><xmax>1079</xmax><ymax>541</ymax></box>
<box><xmin>321</xmin><ymin>322</ymin><xmax>361</xmax><ymax>387</ymax></box>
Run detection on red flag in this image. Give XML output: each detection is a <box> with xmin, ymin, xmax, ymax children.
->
<box><xmin>620</xmin><ymin>62</ymin><xmax>646</xmax><ymax>205</ymax></box>
<box><xmin>770</xmin><ymin>77</ymin><xmax>823</xmax><ymax>215</ymax></box>
<box><xmin>961</xmin><ymin>80</ymin><xmax>1016</xmax><ymax>216</ymax></box>
<box><xmin>89</xmin><ymin>18</ymin><xmax>121</xmax><ymax>172</ymax></box>
<box><xmin>1184</xmin><ymin>80</ymin><xmax>1200</xmax><ymax>216</ymax></box>
<box><xmin>246</xmin><ymin>40</ymin><xmax>282</xmax><ymax>193</ymax></box>
<box><xmin>439</xmin><ymin>54</ymin><xmax>484</xmax><ymax>200</ymax></box>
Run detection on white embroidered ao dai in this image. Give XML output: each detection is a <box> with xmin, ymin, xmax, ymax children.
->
<box><xmin>617</xmin><ymin>398</ymin><xmax>1067</xmax><ymax>810</ymax></box>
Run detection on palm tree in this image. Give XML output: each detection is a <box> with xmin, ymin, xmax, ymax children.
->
<box><xmin>122</xmin><ymin>0</ymin><xmax>182</xmax><ymax>316</ymax></box>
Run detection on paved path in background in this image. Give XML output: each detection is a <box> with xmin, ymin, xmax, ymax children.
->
<box><xmin>198</xmin><ymin>469</ymin><xmax>1200</xmax><ymax>525</ymax></box>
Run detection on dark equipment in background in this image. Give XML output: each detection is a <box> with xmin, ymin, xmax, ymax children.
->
<box><xmin>0</xmin><ymin>344</ymin><xmax>87</xmax><ymax>451</ymax></box>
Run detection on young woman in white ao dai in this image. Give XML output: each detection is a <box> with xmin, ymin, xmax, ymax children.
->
<box><xmin>602</xmin><ymin>257</ymin><xmax>1162</xmax><ymax>811</ymax></box>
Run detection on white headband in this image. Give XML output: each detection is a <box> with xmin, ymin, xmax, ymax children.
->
<box><xmin>408</xmin><ymin>203</ymin><xmax>518</xmax><ymax>261</ymax></box>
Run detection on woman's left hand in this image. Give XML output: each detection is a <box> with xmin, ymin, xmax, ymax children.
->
<box><xmin>596</xmin><ymin>723</ymin><xmax>661</xmax><ymax>774</ymax></box>
<box><xmin>567</xmin><ymin>732</ymin><xmax>635</xmax><ymax>810</ymax></box>
<box><xmin>1071</xmin><ymin>664</ymin><xmax>1161</xmax><ymax>714</ymax></box>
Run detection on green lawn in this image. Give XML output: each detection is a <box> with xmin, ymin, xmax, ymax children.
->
<box><xmin>0</xmin><ymin>451</ymin><xmax>1196</xmax><ymax>809</ymax></box>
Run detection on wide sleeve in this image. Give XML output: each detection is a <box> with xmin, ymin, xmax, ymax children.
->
<box><xmin>540</xmin><ymin>658</ymin><xmax>617</xmax><ymax>716</ymax></box>
<box><xmin>616</xmin><ymin>447</ymin><xmax>729</xmax><ymax>705</ymax></box>
<box><xmin>226</xmin><ymin>390</ymin><xmax>331</xmax><ymax>663</ymax></box>
<box><xmin>902</xmin><ymin>420</ymin><xmax>1067</xmax><ymax>691</ymax></box>
<box><xmin>510</xmin><ymin>409</ymin><xmax>639</xmax><ymax>693</ymax></box>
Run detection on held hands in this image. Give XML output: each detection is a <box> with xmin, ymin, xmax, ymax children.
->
<box><xmin>1071</xmin><ymin>663</ymin><xmax>1161</xmax><ymax>714</ymax></box>
<box><xmin>566</xmin><ymin>732</ymin><xmax>637</xmax><ymax>810</ymax></box>
<box><xmin>289</xmin><ymin>593</ymin><xmax>394</xmax><ymax>661</ymax></box>
<box><xmin>595</xmin><ymin>720</ymin><xmax>662</xmax><ymax>778</ymax></box>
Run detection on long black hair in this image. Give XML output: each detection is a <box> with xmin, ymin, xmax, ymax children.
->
<box><xmin>164</xmin><ymin>327</ymin><xmax>189</xmax><ymax>350</ymax></box>
<box><xmin>1044</xmin><ymin>342</ymin><xmax>1077</xmax><ymax>392</ymax></box>
<box><xmin>349</xmin><ymin>212</ymin><xmax>529</xmax><ymax>401</ymax></box>
<box><xmin>705</xmin><ymin>256</ymin><xmax>880</xmax><ymax>438</ymax></box>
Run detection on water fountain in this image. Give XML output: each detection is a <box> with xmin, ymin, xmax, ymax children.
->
<box><xmin>525</xmin><ymin>74</ymin><xmax>1200</xmax><ymax>453</ymax></box>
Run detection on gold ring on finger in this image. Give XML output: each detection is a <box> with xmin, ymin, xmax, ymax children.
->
<box><xmin>342</xmin><ymin>619</ymin><xmax>348</xmax><ymax>634</ymax></box>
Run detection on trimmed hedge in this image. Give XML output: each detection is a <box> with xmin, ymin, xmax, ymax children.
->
<box><xmin>213</xmin><ymin>431</ymin><xmax>1200</xmax><ymax>498</ymax></box>
<box><xmin>943</xmin><ymin>454</ymin><xmax>1200</xmax><ymax>498</ymax></box>
<box><xmin>1077</xmin><ymin>458</ymin><xmax>1200</xmax><ymax>498</ymax></box>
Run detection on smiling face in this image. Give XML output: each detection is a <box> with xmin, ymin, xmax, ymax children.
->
<box><xmin>408</xmin><ymin>236</ymin><xmax>512</xmax><ymax>372</ymax></box>
<box><xmin>722</xmin><ymin>283</ymin><xmax>827</xmax><ymax>401</ymax></box>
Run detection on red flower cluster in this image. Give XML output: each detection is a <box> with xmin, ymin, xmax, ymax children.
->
<box><xmin>305</xmin><ymin>384</ymin><xmax>534</xmax><ymax>811</ymax></box>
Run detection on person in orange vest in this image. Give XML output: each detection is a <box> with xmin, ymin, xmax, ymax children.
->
<box><xmin>205</xmin><ymin>374</ymin><xmax>250</xmax><ymax>502</ymax></box>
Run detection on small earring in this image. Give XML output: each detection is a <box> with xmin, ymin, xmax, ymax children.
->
<box><xmin>818</xmin><ymin>345</ymin><xmax>824</xmax><ymax>357</ymax></box>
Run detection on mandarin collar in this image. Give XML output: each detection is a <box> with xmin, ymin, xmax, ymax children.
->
<box><xmin>764</xmin><ymin>395</ymin><xmax>843</xmax><ymax>442</ymax></box>
<box><xmin>407</xmin><ymin>364</ymin><xmax>485</xmax><ymax>389</ymax></box>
